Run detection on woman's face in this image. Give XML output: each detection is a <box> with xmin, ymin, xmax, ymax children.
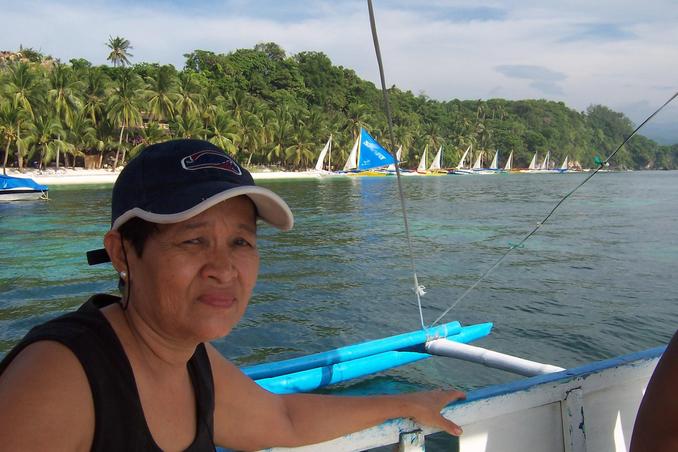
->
<box><xmin>126</xmin><ymin>196</ymin><xmax>260</xmax><ymax>343</ymax></box>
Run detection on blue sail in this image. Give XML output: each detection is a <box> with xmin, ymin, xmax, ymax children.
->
<box><xmin>357</xmin><ymin>128</ymin><xmax>396</xmax><ymax>170</ymax></box>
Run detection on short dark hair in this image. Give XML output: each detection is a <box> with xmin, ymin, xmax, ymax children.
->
<box><xmin>118</xmin><ymin>217</ymin><xmax>159</xmax><ymax>258</ymax></box>
<box><xmin>117</xmin><ymin>217</ymin><xmax>158</xmax><ymax>292</ymax></box>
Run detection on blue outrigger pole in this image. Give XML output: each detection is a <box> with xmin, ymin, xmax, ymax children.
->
<box><xmin>243</xmin><ymin>321</ymin><xmax>493</xmax><ymax>394</ymax></box>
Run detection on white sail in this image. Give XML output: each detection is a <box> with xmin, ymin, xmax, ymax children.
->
<box><xmin>343</xmin><ymin>135</ymin><xmax>360</xmax><ymax>171</ymax></box>
<box><xmin>314</xmin><ymin>136</ymin><xmax>332</xmax><ymax>171</ymax></box>
<box><xmin>417</xmin><ymin>146</ymin><xmax>428</xmax><ymax>172</ymax></box>
<box><xmin>528</xmin><ymin>153</ymin><xmax>538</xmax><ymax>170</ymax></box>
<box><xmin>429</xmin><ymin>146</ymin><xmax>443</xmax><ymax>171</ymax></box>
<box><xmin>489</xmin><ymin>151</ymin><xmax>498</xmax><ymax>169</ymax></box>
<box><xmin>504</xmin><ymin>150</ymin><xmax>513</xmax><ymax>171</ymax></box>
<box><xmin>560</xmin><ymin>155</ymin><xmax>569</xmax><ymax>170</ymax></box>
<box><xmin>540</xmin><ymin>151</ymin><xmax>551</xmax><ymax>170</ymax></box>
<box><xmin>472</xmin><ymin>151</ymin><xmax>483</xmax><ymax>170</ymax></box>
<box><xmin>457</xmin><ymin>145</ymin><xmax>471</xmax><ymax>169</ymax></box>
<box><xmin>386</xmin><ymin>146</ymin><xmax>402</xmax><ymax>171</ymax></box>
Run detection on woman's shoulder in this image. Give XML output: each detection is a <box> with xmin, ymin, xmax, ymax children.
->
<box><xmin>0</xmin><ymin>295</ymin><xmax>122</xmax><ymax>450</ymax></box>
<box><xmin>0</xmin><ymin>340</ymin><xmax>95</xmax><ymax>451</ymax></box>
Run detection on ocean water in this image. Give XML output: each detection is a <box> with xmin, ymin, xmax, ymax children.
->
<box><xmin>1</xmin><ymin>171</ymin><xmax>677</xmax><ymax>447</ymax></box>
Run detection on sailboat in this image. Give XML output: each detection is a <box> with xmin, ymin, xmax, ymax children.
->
<box><xmin>413</xmin><ymin>145</ymin><xmax>446</xmax><ymax>176</ymax></box>
<box><xmin>519</xmin><ymin>152</ymin><xmax>539</xmax><ymax>173</ymax></box>
<box><xmin>428</xmin><ymin>146</ymin><xmax>447</xmax><ymax>175</ymax></box>
<box><xmin>488</xmin><ymin>150</ymin><xmax>499</xmax><ymax>170</ymax></box>
<box><xmin>556</xmin><ymin>155</ymin><xmax>570</xmax><ymax>173</ymax></box>
<box><xmin>504</xmin><ymin>150</ymin><xmax>514</xmax><ymax>172</ymax></box>
<box><xmin>524</xmin><ymin>151</ymin><xmax>569</xmax><ymax>174</ymax></box>
<box><xmin>385</xmin><ymin>146</ymin><xmax>401</xmax><ymax>171</ymax></box>
<box><xmin>539</xmin><ymin>151</ymin><xmax>551</xmax><ymax>170</ymax></box>
<box><xmin>312</xmin><ymin>135</ymin><xmax>332</xmax><ymax>174</ymax></box>
<box><xmin>451</xmin><ymin>145</ymin><xmax>474</xmax><ymax>175</ymax></box>
<box><xmin>472</xmin><ymin>150</ymin><xmax>500</xmax><ymax>175</ymax></box>
<box><xmin>416</xmin><ymin>145</ymin><xmax>428</xmax><ymax>174</ymax></box>
<box><xmin>341</xmin><ymin>128</ymin><xmax>396</xmax><ymax>176</ymax></box>
<box><xmin>472</xmin><ymin>150</ymin><xmax>483</xmax><ymax>171</ymax></box>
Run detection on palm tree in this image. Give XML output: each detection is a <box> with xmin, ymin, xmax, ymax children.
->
<box><xmin>146</xmin><ymin>65</ymin><xmax>179</xmax><ymax>122</ymax></box>
<box><xmin>66</xmin><ymin>111</ymin><xmax>97</xmax><ymax>168</ymax></box>
<box><xmin>0</xmin><ymin>102</ymin><xmax>22</xmax><ymax>174</ymax></box>
<box><xmin>48</xmin><ymin>63</ymin><xmax>83</xmax><ymax>169</ymax></box>
<box><xmin>285</xmin><ymin>130</ymin><xmax>315</xmax><ymax>169</ymax></box>
<box><xmin>266</xmin><ymin>106</ymin><xmax>292</xmax><ymax>164</ymax></box>
<box><xmin>172</xmin><ymin>112</ymin><xmax>205</xmax><ymax>139</ymax></box>
<box><xmin>200</xmin><ymin>84</ymin><xmax>226</xmax><ymax>136</ymax></box>
<box><xmin>30</xmin><ymin>114</ymin><xmax>63</xmax><ymax>169</ymax></box>
<box><xmin>207</xmin><ymin>111</ymin><xmax>239</xmax><ymax>154</ymax></box>
<box><xmin>394</xmin><ymin>124</ymin><xmax>414</xmax><ymax>164</ymax></box>
<box><xmin>3</xmin><ymin>62</ymin><xmax>45</xmax><ymax>169</ymax></box>
<box><xmin>238</xmin><ymin>111</ymin><xmax>263</xmax><ymax>166</ymax></box>
<box><xmin>107</xmin><ymin>69</ymin><xmax>144</xmax><ymax>170</ymax></box>
<box><xmin>106</xmin><ymin>36</ymin><xmax>133</xmax><ymax>68</ymax></box>
<box><xmin>82</xmin><ymin>67</ymin><xmax>110</xmax><ymax>127</ymax></box>
<box><xmin>228</xmin><ymin>90</ymin><xmax>253</xmax><ymax>123</ymax></box>
<box><xmin>344</xmin><ymin>103</ymin><xmax>372</xmax><ymax>141</ymax></box>
<box><xmin>175</xmin><ymin>72</ymin><xmax>204</xmax><ymax>121</ymax></box>
<box><xmin>257</xmin><ymin>107</ymin><xmax>277</xmax><ymax>156</ymax></box>
<box><xmin>128</xmin><ymin>122</ymin><xmax>168</xmax><ymax>159</ymax></box>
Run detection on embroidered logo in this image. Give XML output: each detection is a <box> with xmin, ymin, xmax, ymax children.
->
<box><xmin>181</xmin><ymin>150</ymin><xmax>242</xmax><ymax>175</ymax></box>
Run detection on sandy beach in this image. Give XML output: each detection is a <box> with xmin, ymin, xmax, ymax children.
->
<box><xmin>5</xmin><ymin>167</ymin><xmax>321</xmax><ymax>186</ymax></box>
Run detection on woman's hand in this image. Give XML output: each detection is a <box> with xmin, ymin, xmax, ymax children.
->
<box><xmin>399</xmin><ymin>389</ymin><xmax>467</xmax><ymax>436</ymax></box>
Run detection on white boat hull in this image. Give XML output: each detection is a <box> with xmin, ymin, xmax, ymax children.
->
<box><xmin>0</xmin><ymin>189</ymin><xmax>48</xmax><ymax>201</ymax></box>
<box><xmin>264</xmin><ymin>347</ymin><xmax>662</xmax><ymax>452</ymax></box>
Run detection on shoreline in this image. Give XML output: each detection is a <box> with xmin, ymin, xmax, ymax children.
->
<box><xmin>4</xmin><ymin>167</ymin><xmax>322</xmax><ymax>186</ymax></box>
<box><xmin>3</xmin><ymin>167</ymin><xmax>662</xmax><ymax>186</ymax></box>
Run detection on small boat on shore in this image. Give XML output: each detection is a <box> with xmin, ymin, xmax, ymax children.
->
<box><xmin>0</xmin><ymin>175</ymin><xmax>48</xmax><ymax>201</ymax></box>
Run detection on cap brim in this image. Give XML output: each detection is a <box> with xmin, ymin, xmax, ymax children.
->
<box><xmin>112</xmin><ymin>185</ymin><xmax>293</xmax><ymax>231</ymax></box>
<box><xmin>87</xmin><ymin>185</ymin><xmax>293</xmax><ymax>265</ymax></box>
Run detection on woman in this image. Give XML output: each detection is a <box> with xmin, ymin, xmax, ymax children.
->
<box><xmin>0</xmin><ymin>139</ymin><xmax>465</xmax><ymax>451</ymax></box>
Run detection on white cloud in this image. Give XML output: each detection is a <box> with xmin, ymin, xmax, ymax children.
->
<box><xmin>1</xmin><ymin>0</ymin><xmax>676</xmax><ymax>138</ymax></box>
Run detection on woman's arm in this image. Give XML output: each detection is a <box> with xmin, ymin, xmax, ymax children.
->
<box><xmin>630</xmin><ymin>329</ymin><xmax>678</xmax><ymax>452</ymax></box>
<box><xmin>0</xmin><ymin>341</ymin><xmax>94</xmax><ymax>451</ymax></box>
<box><xmin>206</xmin><ymin>344</ymin><xmax>464</xmax><ymax>450</ymax></box>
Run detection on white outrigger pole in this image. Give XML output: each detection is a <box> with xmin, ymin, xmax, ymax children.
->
<box><xmin>426</xmin><ymin>339</ymin><xmax>565</xmax><ymax>376</ymax></box>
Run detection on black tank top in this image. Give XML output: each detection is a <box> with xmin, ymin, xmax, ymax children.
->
<box><xmin>0</xmin><ymin>294</ymin><xmax>216</xmax><ymax>451</ymax></box>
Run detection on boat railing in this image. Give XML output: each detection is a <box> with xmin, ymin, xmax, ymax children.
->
<box><xmin>259</xmin><ymin>346</ymin><xmax>663</xmax><ymax>452</ymax></box>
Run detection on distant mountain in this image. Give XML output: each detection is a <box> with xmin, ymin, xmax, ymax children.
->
<box><xmin>640</xmin><ymin>122</ymin><xmax>678</xmax><ymax>145</ymax></box>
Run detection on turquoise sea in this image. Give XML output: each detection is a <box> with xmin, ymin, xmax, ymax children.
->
<box><xmin>1</xmin><ymin>171</ymin><xmax>677</xmax><ymax>443</ymax></box>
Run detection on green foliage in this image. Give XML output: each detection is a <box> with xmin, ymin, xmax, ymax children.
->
<box><xmin>106</xmin><ymin>36</ymin><xmax>134</xmax><ymax>68</ymax></box>
<box><xmin>0</xmin><ymin>42</ymin><xmax>675</xmax><ymax>171</ymax></box>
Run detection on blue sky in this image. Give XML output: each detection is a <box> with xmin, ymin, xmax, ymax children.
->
<box><xmin>2</xmin><ymin>0</ymin><xmax>677</xmax><ymax>143</ymax></box>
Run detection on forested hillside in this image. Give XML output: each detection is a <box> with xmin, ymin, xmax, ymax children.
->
<box><xmin>1</xmin><ymin>42</ymin><xmax>676</xmax><ymax>172</ymax></box>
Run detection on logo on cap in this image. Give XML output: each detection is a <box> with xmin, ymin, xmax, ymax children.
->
<box><xmin>181</xmin><ymin>150</ymin><xmax>242</xmax><ymax>175</ymax></box>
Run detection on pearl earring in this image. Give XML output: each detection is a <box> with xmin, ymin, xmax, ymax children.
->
<box><xmin>120</xmin><ymin>271</ymin><xmax>127</xmax><ymax>279</ymax></box>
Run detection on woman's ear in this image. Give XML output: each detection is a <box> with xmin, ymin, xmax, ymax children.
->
<box><xmin>104</xmin><ymin>230</ymin><xmax>127</xmax><ymax>274</ymax></box>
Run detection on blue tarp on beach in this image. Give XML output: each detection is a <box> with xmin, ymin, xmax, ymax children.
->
<box><xmin>0</xmin><ymin>175</ymin><xmax>48</xmax><ymax>191</ymax></box>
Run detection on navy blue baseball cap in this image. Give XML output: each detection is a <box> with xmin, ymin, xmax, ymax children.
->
<box><xmin>86</xmin><ymin>139</ymin><xmax>293</xmax><ymax>265</ymax></box>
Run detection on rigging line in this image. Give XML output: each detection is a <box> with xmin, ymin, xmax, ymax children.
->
<box><xmin>431</xmin><ymin>90</ymin><xmax>678</xmax><ymax>327</ymax></box>
<box><xmin>367</xmin><ymin>0</ymin><xmax>426</xmax><ymax>330</ymax></box>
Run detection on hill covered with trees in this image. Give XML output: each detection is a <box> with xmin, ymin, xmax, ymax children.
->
<box><xmin>1</xmin><ymin>41</ymin><xmax>676</xmax><ymax>173</ymax></box>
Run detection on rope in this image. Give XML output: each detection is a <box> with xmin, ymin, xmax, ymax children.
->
<box><xmin>367</xmin><ymin>0</ymin><xmax>426</xmax><ymax>330</ymax></box>
<box><xmin>430</xmin><ymin>91</ymin><xmax>678</xmax><ymax>327</ymax></box>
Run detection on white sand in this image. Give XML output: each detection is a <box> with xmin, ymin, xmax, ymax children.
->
<box><xmin>5</xmin><ymin>167</ymin><xmax>321</xmax><ymax>186</ymax></box>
